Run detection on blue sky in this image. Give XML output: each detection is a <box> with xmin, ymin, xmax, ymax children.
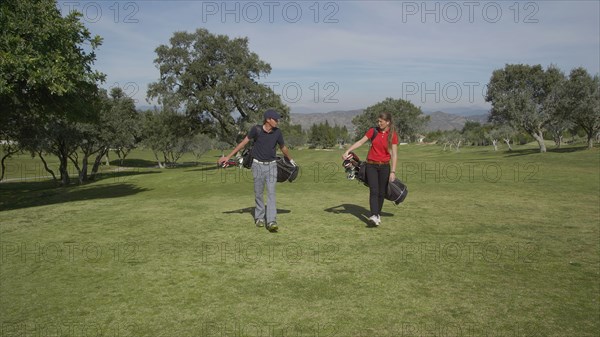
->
<box><xmin>58</xmin><ymin>1</ymin><xmax>600</xmax><ymax>114</ymax></box>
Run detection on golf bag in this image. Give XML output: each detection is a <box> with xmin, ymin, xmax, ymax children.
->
<box><xmin>343</xmin><ymin>152</ymin><xmax>368</xmax><ymax>186</ymax></box>
<box><xmin>276</xmin><ymin>156</ymin><xmax>299</xmax><ymax>183</ymax></box>
<box><xmin>386</xmin><ymin>178</ymin><xmax>408</xmax><ymax>205</ymax></box>
<box><xmin>240</xmin><ymin>147</ymin><xmax>253</xmax><ymax>169</ymax></box>
<box><xmin>240</xmin><ymin>125</ymin><xmax>263</xmax><ymax>169</ymax></box>
<box><xmin>343</xmin><ymin>151</ymin><xmax>408</xmax><ymax>204</ymax></box>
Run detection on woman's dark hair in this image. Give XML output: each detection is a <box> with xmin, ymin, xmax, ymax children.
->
<box><xmin>379</xmin><ymin>112</ymin><xmax>396</xmax><ymax>148</ymax></box>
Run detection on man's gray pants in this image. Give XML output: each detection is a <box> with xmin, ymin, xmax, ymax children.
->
<box><xmin>252</xmin><ymin>161</ymin><xmax>278</xmax><ymax>223</ymax></box>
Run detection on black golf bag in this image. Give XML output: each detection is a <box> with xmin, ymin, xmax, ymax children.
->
<box><xmin>343</xmin><ymin>151</ymin><xmax>408</xmax><ymax>204</ymax></box>
<box><xmin>387</xmin><ymin>178</ymin><xmax>408</xmax><ymax>205</ymax></box>
<box><xmin>240</xmin><ymin>125</ymin><xmax>263</xmax><ymax>169</ymax></box>
<box><xmin>276</xmin><ymin>156</ymin><xmax>299</xmax><ymax>183</ymax></box>
<box><xmin>240</xmin><ymin>147</ymin><xmax>253</xmax><ymax>169</ymax></box>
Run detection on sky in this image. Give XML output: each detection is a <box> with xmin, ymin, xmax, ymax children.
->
<box><xmin>57</xmin><ymin>0</ymin><xmax>600</xmax><ymax>114</ymax></box>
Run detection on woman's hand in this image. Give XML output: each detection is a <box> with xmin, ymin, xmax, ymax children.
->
<box><xmin>342</xmin><ymin>151</ymin><xmax>350</xmax><ymax>160</ymax></box>
<box><xmin>389</xmin><ymin>172</ymin><xmax>396</xmax><ymax>182</ymax></box>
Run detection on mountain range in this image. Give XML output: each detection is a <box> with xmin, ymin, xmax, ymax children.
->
<box><xmin>137</xmin><ymin>105</ymin><xmax>490</xmax><ymax>133</ymax></box>
<box><xmin>290</xmin><ymin>109</ymin><xmax>490</xmax><ymax>134</ymax></box>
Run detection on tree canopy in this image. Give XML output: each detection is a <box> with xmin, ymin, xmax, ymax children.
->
<box><xmin>561</xmin><ymin>67</ymin><xmax>600</xmax><ymax>149</ymax></box>
<box><xmin>0</xmin><ymin>0</ymin><xmax>104</xmax><ymax>122</ymax></box>
<box><xmin>147</xmin><ymin>28</ymin><xmax>288</xmax><ymax>145</ymax></box>
<box><xmin>352</xmin><ymin>98</ymin><xmax>429</xmax><ymax>141</ymax></box>
<box><xmin>486</xmin><ymin>64</ymin><xmax>565</xmax><ymax>152</ymax></box>
<box><xmin>0</xmin><ymin>0</ymin><xmax>105</xmax><ymax>185</ymax></box>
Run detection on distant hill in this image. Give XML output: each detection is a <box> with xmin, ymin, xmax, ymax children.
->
<box><xmin>432</xmin><ymin>106</ymin><xmax>490</xmax><ymax>116</ymax></box>
<box><xmin>290</xmin><ymin>109</ymin><xmax>363</xmax><ymax>134</ymax></box>
<box><xmin>138</xmin><ymin>105</ymin><xmax>490</xmax><ymax>133</ymax></box>
<box><xmin>291</xmin><ymin>109</ymin><xmax>490</xmax><ymax>134</ymax></box>
<box><xmin>424</xmin><ymin>111</ymin><xmax>489</xmax><ymax>131</ymax></box>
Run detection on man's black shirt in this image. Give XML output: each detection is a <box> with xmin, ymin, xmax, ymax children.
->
<box><xmin>248</xmin><ymin>125</ymin><xmax>284</xmax><ymax>162</ymax></box>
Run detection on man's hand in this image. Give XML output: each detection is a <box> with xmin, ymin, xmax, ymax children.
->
<box><xmin>289</xmin><ymin>159</ymin><xmax>297</xmax><ymax>167</ymax></box>
<box><xmin>217</xmin><ymin>156</ymin><xmax>229</xmax><ymax>167</ymax></box>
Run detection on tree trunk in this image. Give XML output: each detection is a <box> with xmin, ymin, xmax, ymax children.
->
<box><xmin>532</xmin><ymin>131</ymin><xmax>546</xmax><ymax>153</ymax></box>
<box><xmin>492</xmin><ymin>140</ymin><xmax>498</xmax><ymax>151</ymax></box>
<box><xmin>587</xmin><ymin>134</ymin><xmax>595</xmax><ymax>149</ymax></box>
<box><xmin>455</xmin><ymin>140</ymin><xmax>462</xmax><ymax>152</ymax></box>
<box><xmin>59</xmin><ymin>153</ymin><xmax>70</xmax><ymax>186</ymax></box>
<box><xmin>0</xmin><ymin>148</ymin><xmax>19</xmax><ymax>181</ymax></box>
<box><xmin>37</xmin><ymin>151</ymin><xmax>58</xmax><ymax>184</ymax></box>
<box><xmin>68</xmin><ymin>152</ymin><xmax>82</xmax><ymax>184</ymax></box>
<box><xmin>117</xmin><ymin>148</ymin><xmax>131</xmax><ymax>166</ymax></box>
<box><xmin>163</xmin><ymin>152</ymin><xmax>169</xmax><ymax>167</ymax></box>
<box><xmin>503</xmin><ymin>139</ymin><xmax>513</xmax><ymax>151</ymax></box>
<box><xmin>90</xmin><ymin>147</ymin><xmax>108</xmax><ymax>181</ymax></box>
<box><xmin>154</xmin><ymin>152</ymin><xmax>165</xmax><ymax>169</ymax></box>
<box><xmin>79</xmin><ymin>155</ymin><xmax>89</xmax><ymax>184</ymax></box>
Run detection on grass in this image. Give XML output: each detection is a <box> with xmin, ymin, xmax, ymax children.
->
<box><xmin>1</xmin><ymin>144</ymin><xmax>599</xmax><ymax>336</ymax></box>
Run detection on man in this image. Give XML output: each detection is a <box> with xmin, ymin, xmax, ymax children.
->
<box><xmin>218</xmin><ymin>109</ymin><xmax>295</xmax><ymax>232</ymax></box>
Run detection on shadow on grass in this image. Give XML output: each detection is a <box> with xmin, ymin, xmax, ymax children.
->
<box><xmin>324</xmin><ymin>204</ymin><xmax>393</xmax><ymax>227</ymax></box>
<box><xmin>91</xmin><ymin>169</ymin><xmax>160</xmax><ymax>183</ymax></box>
<box><xmin>223</xmin><ymin>206</ymin><xmax>292</xmax><ymax>220</ymax></box>
<box><xmin>0</xmin><ymin>181</ymin><xmax>151</xmax><ymax>211</ymax></box>
<box><xmin>109</xmin><ymin>158</ymin><xmax>157</xmax><ymax>168</ymax></box>
<box><xmin>185</xmin><ymin>162</ymin><xmax>222</xmax><ymax>173</ymax></box>
<box><xmin>505</xmin><ymin>145</ymin><xmax>589</xmax><ymax>157</ymax></box>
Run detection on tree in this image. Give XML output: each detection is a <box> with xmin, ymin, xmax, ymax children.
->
<box><xmin>333</xmin><ymin>125</ymin><xmax>350</xmax><ymax>148</ymax></box>
<box><xmin>0</xmin><ymin>0</ymin><xmax>105</xmax><ymax>185</ymax></box>
<box><xmin>437</xmin><ymin>130</ymin><xmax>463</xmax><ymax>152</ymax></box>
<box><xmin>147</xmin><ymin>28</ymin><xmax>288</xmax><ymax>145</ymax></box>
<box><xmin>462</xmin><ymin>121</ymin><xmax>487</xmax><ymax>146</ymax></box>
<box><xmin>141</xmin><ymin>109</ymin><xmax>196</xmax><ymax>168</ymax></box>
<box><xmin>282</xmin><ymin>124</ymin><xmax>307</xmax><ymax>149</ymax></box>
<box><xmin>486</xmin><ymin>64</ymin><xmax>565</xmax><ymax>153</ymax></box>
<box><xmin>309</xmin><ymin>121</ymin><xmax>336</xmax><ymax>148</ymax></box>
<box><xmin>498</xmin><ymin>124</ymin><xmax>518</xmax><ymax>151</ymax></box>
<box><xmin>103</xmin><ymin>88</ymin><xmax>142</xmax><ymax>166</ymax></box>
<box><xmin>546</xmin><ymin>118</ymin><xmax>573</xmax><ymax>149</ymax></box>
<box><xmin>486</xmin><ymin>129</ymin><xmax>501</xmax><ymax>151</ymax></box>
<box><xmin>561</xmin><ymin>68</ymin><xmax>600</xmax><ymax>149</ymax></box>
<box><xmin>447</xmin><ymin>130</ymin><xmax>464</xmax><ymax>152</ymax></box>
<box><xmin>352</xmin><ymin>98</ymin><xmax>429</xmax><ymax>141</ymax></box>
<box><xmin>189</xmin><ymin>134</ymin><xmax>214</xmax><ymax>163</ymax></box>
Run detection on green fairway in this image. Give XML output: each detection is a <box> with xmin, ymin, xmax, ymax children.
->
<box><xmin>1</xmin><ymin>145</ymin><xmax>599</xmax><ymax>337</ymax></box>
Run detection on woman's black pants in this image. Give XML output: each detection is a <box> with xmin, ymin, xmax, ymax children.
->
<box><xmin>366</xmin><ymin>163</ymin><xmax>390</xmax><ymax>216</ymax></box>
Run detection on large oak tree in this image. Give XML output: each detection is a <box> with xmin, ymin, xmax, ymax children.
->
<box><xmin>147</xmin><ymin>29</ymin><xmax>288</xmax><ymax>145</ymax></box>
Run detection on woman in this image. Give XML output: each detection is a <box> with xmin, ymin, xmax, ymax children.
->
<box><xmin>342</xmin><ymin>112</ymin><xmax>398</xmax><ymax>226</ymax></box>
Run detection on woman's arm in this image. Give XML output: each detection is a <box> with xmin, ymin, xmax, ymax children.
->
<box><xmin>389</xmin><ymin>143</ymin><xmax>398</xmax><ymax>181</ymax></box>
<box><xmin>342</xmin><ymin>136</ymin><xmax>369</xmax><ymax>159</ymax></box>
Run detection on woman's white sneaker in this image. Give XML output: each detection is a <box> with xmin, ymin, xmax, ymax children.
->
<box><xmin>368</xmin><ymin>215</ymin><xmax>380</xmax><ymax>227</ymax></box>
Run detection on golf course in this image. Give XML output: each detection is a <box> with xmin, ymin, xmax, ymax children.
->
<box><xmin>1</xmin><ymin>143</ymin><xmax>598</xmax><ymax>337</ymax></box>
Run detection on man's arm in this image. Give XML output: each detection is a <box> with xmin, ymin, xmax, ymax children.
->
<box><xmin>279</xmin><ymin>144</ymin><xmax>292</xmax><ymax>161</ymax></box>
<box><xmin>218</xmin><ymin>137</ymin><xmax>250</xmax><ymax>165</ymax></box>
